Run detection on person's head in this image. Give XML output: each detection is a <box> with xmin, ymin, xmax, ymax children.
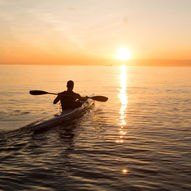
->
<box><xmin>67</xmin><ymin>80</ymin><xmax>74</xmax><ymax>91</ymax></box>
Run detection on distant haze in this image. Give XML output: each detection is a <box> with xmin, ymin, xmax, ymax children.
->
<box><xmin>0</xmin><ymin>0</ymin><xmax>191</xmax><ymax>66</ymax></box>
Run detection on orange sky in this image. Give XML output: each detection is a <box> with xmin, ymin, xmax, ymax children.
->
<box><xmin>0</xmin><ymin>0</ymin><xmax>191</xmax><ymax>66</ymax></box>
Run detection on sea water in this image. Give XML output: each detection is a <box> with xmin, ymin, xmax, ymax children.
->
<box><xmin>0</xmin><ymin>64</ymin><xmax>191</xmax><ymax>190</ymax></box>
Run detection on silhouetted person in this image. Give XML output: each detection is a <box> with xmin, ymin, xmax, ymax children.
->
<box><xmin>53</xmin><ymin>80</ymin><xmax>87</xmax><ymax>111</ymax></box>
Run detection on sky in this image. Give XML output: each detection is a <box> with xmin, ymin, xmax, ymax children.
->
<box><xmin>0</xmin><ymin>0</ymin><xmax>191</xmax><ymax>65</ymax></box>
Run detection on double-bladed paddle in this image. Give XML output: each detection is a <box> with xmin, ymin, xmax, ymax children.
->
<box><xmin>29</xmin><ymin>90</ymin><xmax>108</xmax><ymax>102</ymax></box>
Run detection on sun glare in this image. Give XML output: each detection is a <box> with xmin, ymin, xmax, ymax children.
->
<box><xmin>115</xmin><ymin>47</ymin><xmax>131</xmax><ymax>60</ymax></box>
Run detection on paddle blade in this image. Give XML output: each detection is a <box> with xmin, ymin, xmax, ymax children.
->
<box><xmin>90</xmin><ymin>96</ymin><xmax>108</xmax><ymax>102</ymax></box>
<box><xmin>29</xmin><ymin>90</ymin><xmax>49</xmax><ymax>95</ymax></box>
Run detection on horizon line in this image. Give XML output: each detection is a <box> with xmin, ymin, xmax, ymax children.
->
<box><xmin>0</xmin><ymin>59</ymin><xmax>191</xmax><ymax>67</ymax></box>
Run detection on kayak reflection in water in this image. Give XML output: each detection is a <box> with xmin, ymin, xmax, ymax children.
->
<box><xmin>53</xmin><ymin>80</ymin><xmax>87</xmax><ymax>110</ymax></box>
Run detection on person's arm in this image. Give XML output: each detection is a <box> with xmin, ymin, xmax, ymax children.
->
<box><xmin>81</xmin><ymin>96</ymin><xmax>88</xmax><ymax>101</ymax></box>
<box><xmin>76</xmin><ymin>93</ymin><xmax>88</xmax><ymax>101</ymax></box>
<box><xmin>53</xmin><ymin>94</ymin><xmax>60</xmax><ymax>104</ymax></box>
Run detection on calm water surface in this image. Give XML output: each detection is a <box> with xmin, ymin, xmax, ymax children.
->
<box><xmin>0</xmin><ymin>65</ymin><xmax>191</xmax><ymax>190</ymax></box>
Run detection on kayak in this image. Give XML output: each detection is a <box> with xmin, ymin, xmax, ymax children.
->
<box><xmin>32</xmin><ymin>98</ymin><xmax>94</xmax><ymax>132</ymax></box>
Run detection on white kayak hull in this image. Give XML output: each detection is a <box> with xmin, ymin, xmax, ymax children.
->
<box><xmin>32</xmin><ymin>99</ymin><xmax>94</xmax><ymax>132</ymax></box>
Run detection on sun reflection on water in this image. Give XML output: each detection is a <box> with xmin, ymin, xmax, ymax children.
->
<box><xmin>116</xmin><ymin>65</ymin><xmax>128</xmax><ymax>144</ymax></box>
<box><xmin>122</xmin><ymin>168</ymin><xmax>128</xmax><ymax>174</ymax></box>
<box><xmin>117</xmin><ymin>65</ymin><xmax>129</xmax><ymax>174</ymax></box>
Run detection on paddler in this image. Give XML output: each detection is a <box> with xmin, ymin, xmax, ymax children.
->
<box><xmin>53</xmin><ymin>80</ymin><xmax>87</xmax><ymax>110</ymax></box>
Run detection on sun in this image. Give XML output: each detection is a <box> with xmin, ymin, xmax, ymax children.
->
<box><xmin>115</xmin><ymin>47</ymin><xmax>131</xmax><ymax>60</ymax></box>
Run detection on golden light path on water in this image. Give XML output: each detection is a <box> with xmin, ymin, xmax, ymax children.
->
<box><xmin>116</xmin><ymin>65</ymin><xmax>128</xmax><ymax>144</ymax></box>
<box><xmin>116</xmin><ymin>65</ymin><xmax>128</xmax><ymax>174</ymax></box>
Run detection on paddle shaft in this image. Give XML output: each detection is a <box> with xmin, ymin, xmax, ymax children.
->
<box><xmin>46</xmin><ymin>92</ymin><xmax>58</xmax><ymax>95</ymax></box>
<box><xmin>29</xmin><ymin>90</ymin><xmax>108</xmax><ymax>102</ymax></box>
